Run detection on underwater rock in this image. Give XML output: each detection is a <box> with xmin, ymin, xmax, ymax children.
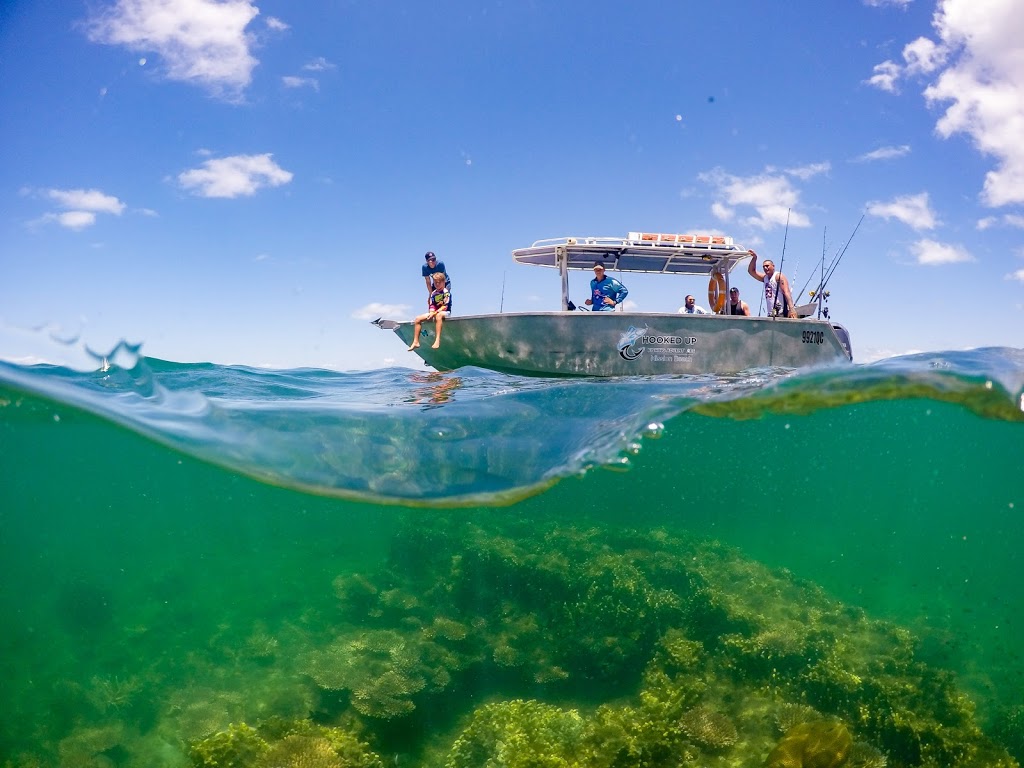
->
<box><xmin>764</xmin><ymin>720</ymin><xmax>852</xmax><ymax>768</ymax></box>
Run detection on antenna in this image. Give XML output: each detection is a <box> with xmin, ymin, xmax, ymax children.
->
<box><xmin>499</xmin><ymin>271</ymin><xmax>507</xmax><ymax>313</ymax></box>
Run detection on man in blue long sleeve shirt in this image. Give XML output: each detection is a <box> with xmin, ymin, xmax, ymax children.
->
<box><xmin>585</xmin><ymin>263</ymin><xmax>628</xmax><ymax>311</ymax></box>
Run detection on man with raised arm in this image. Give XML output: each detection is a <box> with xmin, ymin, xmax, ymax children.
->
<box><xmin>747</xmin><ymin>252</ymin><xmax>796</xmax><ymax>318</ymax></box>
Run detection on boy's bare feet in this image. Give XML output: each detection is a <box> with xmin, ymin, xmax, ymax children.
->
<box><xmin>431</xmin><ymin>342</ymin><xmax>440</xmax><ymax>349</ymax></box>
<box><xmin>407</xmin><ymin>343</ymin><xmax>419</xmax><ymax>351</ymax></box>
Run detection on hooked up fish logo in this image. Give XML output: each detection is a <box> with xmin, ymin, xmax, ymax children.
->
<box><xmin>617</xmin><ymin>325</ymin><xmax>648</xmax><ymax>361</ymax></box>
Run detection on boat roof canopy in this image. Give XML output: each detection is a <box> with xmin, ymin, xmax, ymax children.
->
<box><xmin>512</xmin><ymin>232</ymin><xmax>753</xmax><ymax>276</ymax></box>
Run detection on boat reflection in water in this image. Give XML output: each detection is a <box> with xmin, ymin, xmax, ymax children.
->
<box><xmin>407</xmin><ymin>371</ymin><xmax>463</xmax><ymax>408</ymax></box>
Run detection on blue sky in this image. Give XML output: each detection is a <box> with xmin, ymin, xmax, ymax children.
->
<box><xmin>1</xmin><ymin>0</ymin><xmax>1022</xmax><ymax>370</ymax></box>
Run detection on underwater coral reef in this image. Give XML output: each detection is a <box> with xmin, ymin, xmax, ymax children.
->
<box><xmin>2</xmin><ymin>514</ymin><xmax>1020</xmax><ymax>768</ymax></box>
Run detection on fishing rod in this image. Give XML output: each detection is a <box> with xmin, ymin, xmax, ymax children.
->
<box><xmin>802</xmin><ymin>214</ymin><xmax>863</xmax><ymax>305</ymax></box>
<box><xmin>795</xmin><ymin>225</ymin><xmax>827</xmax><ymax>305</ymax></box>
<box><xmin>818</xmin><ymin>227</ymin><xmax>826</xmax><ymax>320</ymax></box>
<box><xmin>819</xmin><ymin>213</ymin><xmax>863</xmax><ymax>291</ymax></box>
<box><xmin>499</xmin><ymin>271</ymin><xmax>506</xmax><ymax>313</ymax></box>
<box><xmin>799</xmin><ymin>214</ymin><xmax>862</xmax><ymax>322</ymax></box>
<box><xmin>773</xmin><ymin>208</ymin><xmax>791</xmax><ymax>317</ymax></box>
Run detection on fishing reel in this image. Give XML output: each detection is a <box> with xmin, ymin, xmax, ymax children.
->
<box><xmin>808</xmin><ymin>289</ymin><xmax>831</xmax><ymax>320</ymax></box>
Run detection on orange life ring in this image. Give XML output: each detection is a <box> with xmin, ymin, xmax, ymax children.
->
<box><xmin>708</xmin><ymin>273</ymin><xmax>727</xmax><ymax>313</ymax></box>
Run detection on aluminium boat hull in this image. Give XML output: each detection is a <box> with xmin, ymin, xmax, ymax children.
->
<box><xmin>390</xmin><ymin>311</ymin><xmax>852</xmax><ymax>377</ymax></box>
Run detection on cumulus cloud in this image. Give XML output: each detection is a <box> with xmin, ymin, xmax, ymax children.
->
<box><xmin>866</xmin><ymin>0</ymin><xmax>1024</xmax><ymax>207</ymax></box>
<box><xmin>699</xmin><ymin>167</ymin><xmax>811</xmax><ymax>230</ymax></box>
<box><xmin>265</xmin><ymin>16</ymin><xmax>288</xmax><ymax>31</ymax></box>
<box><xmin>47</xmin><ymin>188</ymin><xmax>127</xmax><ymax>215</ymax></box>
<box><xmin>910</xmin><ymin>238</ymin><xmax>973</xmax><ymax>265</ymax></box>
<box><xmin>866</xmin><ymin>192</ymin><xmax>939</xmax><ymax>230</ymax></box>
<box><xmin>86</xmin><ymin>0</ymin><xmax>261</xmax><ymax>99</ymax></box>
<box><xmin>866</xmin><ymin>60</ymin><xmax>902</xmax><ymax>93</ymax></box>
<box><xmin>352</xmin><ymin>302</ymin><xmax>410</xmax><ymax>320</ymax></box>
<box><xmin>1006</xmin><ymin>268</ymin><xmax>1024</xmax><ymax>282</ymax></box>
<box><xmin>855</xmin><ymin>144</ymin><xmax>911</xmax><ymax>162</ymax></box>
<box><xmin>178</xmin><ymin>153</ymin><xmax>293</xmax><ymax>198</ymax></box>
<box><xmin>28</xmin><ymin>187</ymin><xmax>127</xmax><ymax>230</ymax></box>
<box><xmin>40</xmin><ymin>211</ymin><xmax>98</xmax><ymax>231</ymax></box>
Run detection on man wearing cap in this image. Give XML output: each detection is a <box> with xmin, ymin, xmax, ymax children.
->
<box><xmin>421</xmin><ymin>251</ymin><xmax>452</xmax><ymax>312</ymax></box>
<box><xmin>585</xmin><ymin>263</ymin><xmax>628</xmax><ymax>311</ymax></box>
<box><xmin>727</xmin><ymin>287</ymin><xmax>750</xmax><ymax>316</ymax></box>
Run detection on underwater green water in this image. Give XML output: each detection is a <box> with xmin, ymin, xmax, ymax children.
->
<box><xmin>1</xmin><ymin>353</ymin><xmax>1022</xmax><ymax>767</ymax></box>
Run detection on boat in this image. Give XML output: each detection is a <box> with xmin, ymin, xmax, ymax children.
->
<box><xmin>374</xmin><ymin>232</ymin><xmax>853</xmax><ymax>377</ymax></box>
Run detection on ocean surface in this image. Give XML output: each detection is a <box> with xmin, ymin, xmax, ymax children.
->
<box><xmin>1</xmin><ymin>346</ymin><xmax>1022</xmax><ymax>768</ymax></box>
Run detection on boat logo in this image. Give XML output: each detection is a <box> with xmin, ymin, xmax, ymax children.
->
<box><xmin>618</xmin><ymin>326</ymin><xmax>698</xmax><ymax>363</ymax></box>
<box><xmin>617</xmin><ymin>326</ymin><xmax>648</xmax><ymax>361</ymax></box>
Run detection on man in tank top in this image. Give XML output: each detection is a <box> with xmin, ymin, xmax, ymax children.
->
<box><xmin>747</xmin><ymin>252</ymin><xmax>796</xmax><ymax>318</ymax></box>
<box><xmin>728</xmin><ymin>287</ymin><xmax>750</xmax><ymax>316</ymax></box>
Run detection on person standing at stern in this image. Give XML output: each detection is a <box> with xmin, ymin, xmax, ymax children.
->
<box><xmin>585</xmin><ymin>263</ymin><xmax>628</xmax><ymax>311</ymax></box>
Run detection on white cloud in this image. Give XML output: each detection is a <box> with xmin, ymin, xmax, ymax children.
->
<box><xmin>87</xmin><ymin>0</ymin><xmax>260</xmax><ymax>99</ymax></box>
<box><xmin>46</xmin><ymin>188</ymin><xmax>126</xmax><ymax>215</ymax></box>
<box><xmin>867</xmin><ymin>0</ymin><xmax>1024</xmax><ymax>207</ymax></box>
<box><xmin>700</xmin><ymin>167</ymin><xmax>810</xmax><ymax>230</ymax></box>
<box><xmin>28</xmin><ymin>187</ymin><xmax>127</xmax><ymax>230</ymax></box>
<box><xmin>910</xmin><ymin>238</ymin><xmax>973</xmax><ymax>265</ymax></box>
<box><xmin>855</xmin><ymin>144</ymin><xmax>911</xmax><ymax>162</ymax></box>
<box><xmin>303</xmin><ymin>56</ymin><xmax>335</xmax><ymax>72</ymax></box>
<box><xmin>866</xmin><ymin>192</ymin><xmax>939</xmax><ymax>230</ymax></box>
<box><xmin>978</xmin><ymin>213</ymin><xmax>1024</xmax><ymax>230</ymax></box>
<box><xmin>785</xmin><ymin>161</ymin><xmax>831</xmax><ymax>180</ymax></box>
<box><xmin>40</xmin><ymin>211</ymin><xmax>98</xmax><ymax>230</ymax></box>
<box><xmin>353</xmin><ymin>302</ymin><xmax>410</xmax><ymax>320</ymax></box>
<box><xmin>866</xmin><ymin>60</ymin><xmax>901</xmax><ymax>93</ymax></box>
<box><xmin>178</xmin><ymin>153</ymin><xmax>293</xmax><ymax>198</ymax></box>
<box><xmin>710</xmin><ymin>202</ymin><xmax>734</xmax><ymax>222</ymax></box>
<box><xmin>1006</xmin><ymin>268</ymin><xmax>1024</xmax><ymax>282</ymax></box>
<box><xmin>863</xmin><ymin>0</ymin><xmax>912</xmax><ymax>6</ymax></box>
<box><xmin>903</xmin><ymin>36</ymin><xmax>946</xmax><ymax>75</ymax></box>
<box><xmin>265</xmin><ymin>16</ymin><xmax>288</xmax><ymax>31</ymax></box>
<box><xmin>282</xmin><ymin>75</ymin><xmax>318</xmax><ymax>90</ymax></box>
